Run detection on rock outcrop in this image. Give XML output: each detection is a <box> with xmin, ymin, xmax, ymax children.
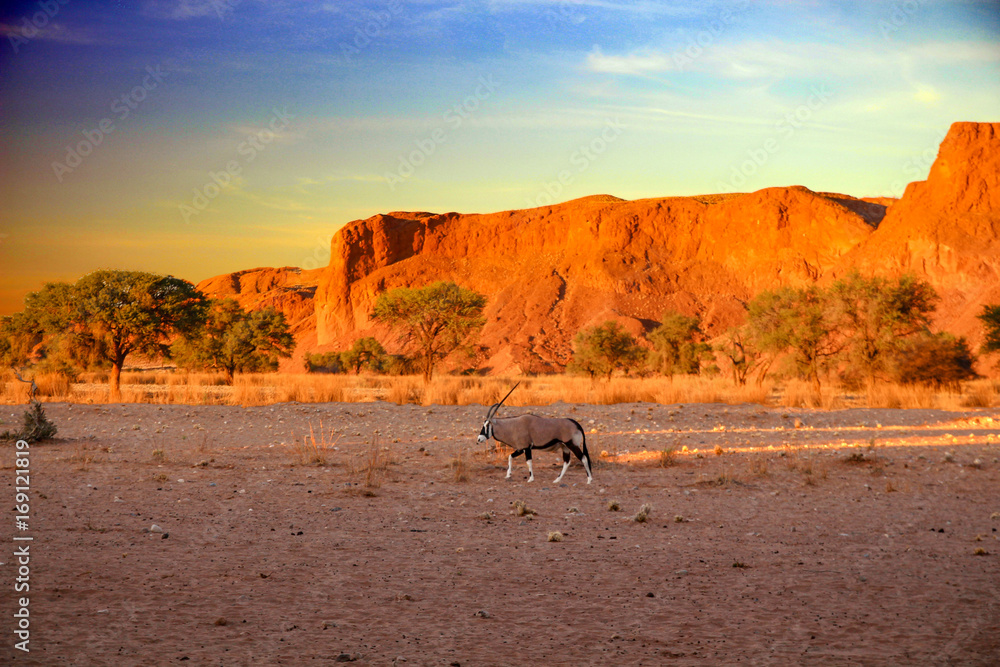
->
<box><xmin>313</xmin><ymin>187</ymin><xmax>881</xmax><ymax>372</ymax></box>
<box><xmin>198</xmin><ymin>122</ymin><xmax>998</xmax><ymax>374</ymax></box>
<box><xmin>840</xmin><ymin>122</ymin><xmax>1000</xmax><ymax>339</ymax></box>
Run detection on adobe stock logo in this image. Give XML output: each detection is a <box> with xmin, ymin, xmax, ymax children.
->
<box><xmin>51</xmin><ymin>65</ymin><xmax>169</xmax><ymax>182</ymax></box>
<box><xmin>383</xmin><ymin>74</ymin><xmax>499</xmax><ymax>191</ymax></box>
<box><xmin>6</xmin><ymin>0</ymin><xmax>70</xmax><ymax>54</ymax></box>
<box><xmin>179</xmin><ymin>107</ymin><xmax>295</xmax><ymax>223</ymax></box>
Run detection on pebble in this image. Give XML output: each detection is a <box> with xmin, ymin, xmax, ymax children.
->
<box><xmin>150</xmin><ymin>524</ymin><xmax>163</xmax><ymax>533</ymax></box>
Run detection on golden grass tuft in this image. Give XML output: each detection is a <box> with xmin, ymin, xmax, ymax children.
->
<box><xmin>657</xmin><ymin>447</ymin><xmax>677</xmax><ymax>467</ymax></box>
<box><xmin>449</xmin><ymin>451</ymin><xmax>470</xmax><ymax>482</ymax></box>
<box><xmin>547</xmin><ymin>531</ymin><xmax>564</xmax><ymax>542</ymax></box>
<box><xmin>294</xmin><ymin>421</ymin><xmax>338</xmax><ymax>466</ymax></box>
<box><xmin>607</xmin><ymin>499</ymin><xmax>621</xmax><ymax>512</ymax></box>
<box><xmin>512</xmin><ymin>499</ymin><xmax>537</xmax><ymax>517</ymax></box>
<box><xmin>631</xmin><ymin>503</ymin><xmax>652</xmax><ymax>523</ymax></box>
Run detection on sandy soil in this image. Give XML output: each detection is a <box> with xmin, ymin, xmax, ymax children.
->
<box><xmin>3</xmin><ymin>400</ymin><xmax>999</xmax><ymax>666</ymax></box>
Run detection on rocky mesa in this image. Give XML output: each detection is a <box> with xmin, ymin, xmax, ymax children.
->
<box><xmin>201</xmin><ymin>122</ymin><xmax>999</xmax><ymax>374</ymax></box>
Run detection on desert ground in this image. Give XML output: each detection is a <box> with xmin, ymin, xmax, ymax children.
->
<box><xmin>3</xmin><ymin>399</ymin><xmax>999</xmax><ymax>666</ymax></box>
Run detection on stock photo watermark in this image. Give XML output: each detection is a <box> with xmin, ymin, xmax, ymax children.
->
<box><xmin>670</xmin><ymin>0</ymin><xmax>751</xmax><ymax>71</ymax></box>
<box><xmin>715</xmin><ymin>84</ymin><xmax>834</xmax><ymax>193</ymax></box>
<box><xmin>12</xmin><ymin>439</ymin><xmax>33</xmax><ymax>653</ymax></box>
<box><xmin>337</xmin><ymin>0</ymin><xmax>404</xmax><ymax>64</ymax></box>
<box><xmin>210</xmin><ymin>0</ymin><xmax>243</xmax><ymax>20</ymax></box>
<box><xmin>524</xmin><ymin>117</ymin><xmax>625</xmax><ymax>209</ymax></box>
<box><xmin>179</xmin><ymin>107</ymin><xmax>295</xmax><ymax>223</ymax></box>
<box><xmin>384</xmin><ymin>74</ymin><xmax>499</xmax><ymax>191</ymax></box>
<box><xmin>879</xmin><ymin>0</ymin><xmax>924</xmax><ymax>40</ymax></box>
<box><xmin>5</xmin><ymin>0</ymin><xmax>70</xmax><ymax>54</ymax></box>
<box><xmin>301</xmin><ymin>235</ymin><xmax>333</xmax><ymax>271</ymax></box>
<box><xmin>879</xmin><ymin>128</ymin><xmax>947</xmax><ymax>198</ymax></box>
<box><xmin>50</xmin><ymin>64</ymin><xmax>169</xmax><ymax>182</ymax></box>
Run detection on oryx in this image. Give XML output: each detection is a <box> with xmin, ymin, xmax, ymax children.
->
<box><xmin>477</xmin><ymin>383</ymin><xmax>593</xmax><ymax>484</ymax></box>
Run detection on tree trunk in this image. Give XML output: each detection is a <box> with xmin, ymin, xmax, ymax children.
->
<box><xmin>110</xmin><ymin>363</ymin><xmax>122</xmax><ymax>402</ymax></box>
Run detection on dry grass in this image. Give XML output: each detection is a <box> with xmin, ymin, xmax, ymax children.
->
<box><xmin>631</xmin><ymin>503</ymin><xmax>652</xmax><ymax>523</ymax></box>
<box><xmin>657</xmin><ymin>447</ymin><xmax>678</xmax><ymax>468</ymax></box>
<box><xmin>294</xmin><ymin>421</ymin><xmax>339</xmax><ymax>466</ymax></box>
<box><xmin>1</xmin><ymin>369</ymin><xmax>996</xmax><ymax>409</ymax></box>
<box><xmin>512</xmin><ymin>500</ymin><xmax>537</xmax><ymax>517</ymax></box>
<box><xmin>348</xmin><ymin>437</ymin><xmax>395</xmax><ymax>492</ymax></box>
<box><xmin>748</xmin><ymin>456</ymin><xmax>769</xmax><ymax>477</ymax></box>
<box><xmin>448</xmin><ymin>450</ymin><xmax>470</xmax><ymax>482</ymax></box>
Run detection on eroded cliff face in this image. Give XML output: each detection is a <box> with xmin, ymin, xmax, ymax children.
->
<box><xmin>841</xmin><ymin>122</ymin><xmax>1000</xmax><ymax>337</ymax></box>
<box><xmin>199</xmin><ymin>122</ymin><xmax>998</xmax><ymax>374</ymax></box>
<box><xmin>313</xmin><ymin>187</ymin><xmax>880</xmax><ymax>372</ymax></box>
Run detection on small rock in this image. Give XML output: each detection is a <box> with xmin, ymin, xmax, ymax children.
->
<box><xmin>150</xmin><ymin>524</ymin><xmax>163</xmax><ymax>533</ymax></box>
<box><xmin>474</xmin><ymin>610</ymin><xmax>490</xmax><ymax>618</ymax></box>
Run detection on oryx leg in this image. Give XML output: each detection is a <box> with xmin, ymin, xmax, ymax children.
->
<box><xmin>506</xmin><ymin>448</ymin><xmax>525</xmax><ymax>479</ymax></box>
<box><xmin>565</xmin><ymin>441</ymin><xmax>593</xmax><ymax>484</ymax></box>
<box><xmin>524</xmin><ymin>447</ymin><xmax>534</xmax><ymax>482</ymax></box>
<box><xmin>554</xmin><ymin>445</ymin><xmax>572</xmax><ymax>483</ymax></box>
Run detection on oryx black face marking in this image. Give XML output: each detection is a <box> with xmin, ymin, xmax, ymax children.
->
<box><xmin>477</xmin><ymin>385</ymin><xmax>593</xmax><ymax>485</ymax></box>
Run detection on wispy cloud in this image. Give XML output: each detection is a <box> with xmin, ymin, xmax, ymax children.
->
<box><xmin>0</xmin><ymin>22</ymin><xmax>98</xmax><ymax>45</ymax></box>
<box><xmin>587</xmin><ymin>39</ymin><xmax>1000</xmax><ymax>79</ymax></box>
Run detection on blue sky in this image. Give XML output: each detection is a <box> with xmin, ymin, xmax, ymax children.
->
<box><xmin>1</xmin><ymin>0</ymin><xmax>998</xmax><ymax>313</ymax></box>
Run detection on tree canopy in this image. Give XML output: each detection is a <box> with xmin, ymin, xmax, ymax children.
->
<box><xmin>979</xmin><ymin>304</ymin><xmax>1000</xmax><ymax>356</ymax></box>
<box><xmin>372</xmin><ymin>281</ymin><xmax>487</xmax><ymax>381</ymax></box>
<box><xmin>829</xmin><ymin>272</ymin><xmax>937</xmax><ymax>386</ymax></box>
<box><xmin>172</xmin><ymin>299</ymin><xmax>294</xmax><ymax>383</ymax></box>
<box><xmin>11</xmin><ymin>270</ymin><xmax>206</xmax><ymax>398</ymax></box>
<box><xmin>568</xmin><ymin>320</ymin><xmax>646</xmax><ymax>380</ymax></box>
<box><xmin>745</xmin><ymin>285</ymin><xmax>842</xmax><ymax>393</ymax></box>
<box><xmin>647</xmin><ymin>311</ymin><xmax>713</xmax><ymax>376</ymax></box>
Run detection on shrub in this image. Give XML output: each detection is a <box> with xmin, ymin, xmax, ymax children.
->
<box><xmin>892</xmin><ymin>333</ymin><xmax>978</xmax><ymax>389</ymax></box>
<box><xmin>1</xmin><ymin>401</ymin><xmax>58</xmax><ymax>443</ymax></box>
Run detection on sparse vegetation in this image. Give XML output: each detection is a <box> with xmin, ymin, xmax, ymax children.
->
<box><xmin>631</xmin><ymin>503</ymin><xmax>652</xmax><ymax>523</ymax></box>
<box><xmin>568</xmin><ymin>321</ymin><xmax>646</xmax><ymax>380</ymax></box>
<box><xmin>512</xmin><ymin>500</ymin><xmax>537</xmax><ymax>517</ymax></box>
<box><xmin>449</xmin><ymin>451</ymin><xmax>470</xmax><ymax>482</ymax></box>
<box><xmin>372</xmin><ymin>281</ymin><xmax>487</xmax><ymax>382</ymax></box>
<box><xmin>657</xmin><ymin>447</ymin><xmax>677</xmax><ymax>467</ymax></box>
<box><xmin>0</xmin><ymin>401</ymin><xmax>57</xmax><ymax>443</ymax></box>
<box><xmin>294</xmin><ymin>421</ymin><xmax>338</xmax><ymax>466</ymax></box>
<box><xmin>172</xmin><ymin>299</ymin><xmax>294</xmax><ymax>384</ymax></box>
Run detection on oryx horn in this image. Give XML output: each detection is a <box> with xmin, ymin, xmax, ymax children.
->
<box><xmin>486</xmin><ymin>381</ymin><xmax>520</xmax><ymax>420</ymax></box>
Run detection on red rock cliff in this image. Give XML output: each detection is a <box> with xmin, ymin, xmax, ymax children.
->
<box><xmin>314</xmin><ymin>187</ymin><xmax>879</xmax><ymax>372</ymax></box>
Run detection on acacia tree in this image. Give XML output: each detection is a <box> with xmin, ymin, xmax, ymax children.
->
<box><xmin>892</xmin><ymin>333</ymin><xmax>978</xmax><ymax>389</ymax></box>
<box><xmin>647</xmin><ymin>311</ymin><xmax>713</xmax><ymax>376</ymax></box>
<box><xmin>16</xmin><ymin>271</ymin><xmax>206</xmax><ymax>399</ymax></box>
<box><xmin>568</xmin><ymin>321</ymin><xmax>646</xmax><ymax>380</ymax></box>
<box><xmin>746</xmin><ymin>286</ymin><xmax>842</xmax><ymax>393</ymax></box>
<box><xmin>172</xmin><ymin>299</ymin><xmax>294</xmax><ymax>383</ymax></box>
<box><xmin>979</xmin><ymin>304</ymin><xmax>1000</xmax><ymax>360</ymax></box>
<box><xmin>719</xmin><ymin>326</ymin><xmax>766</xmax><ymax>386</ymax></box>
<box><xmin>829</xmin><ymin>272</ymin><xmax>937</xmax><ymax>387</ymax></box>
<box><xmin>372</xmin><ymin>281</ymin><xmax>486</xmax><ymax>382</ymax></box>
<box><xmin>340</xmin><ymin>337</ymin><xmax>387</xmax><ymax>374</ymax></box>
